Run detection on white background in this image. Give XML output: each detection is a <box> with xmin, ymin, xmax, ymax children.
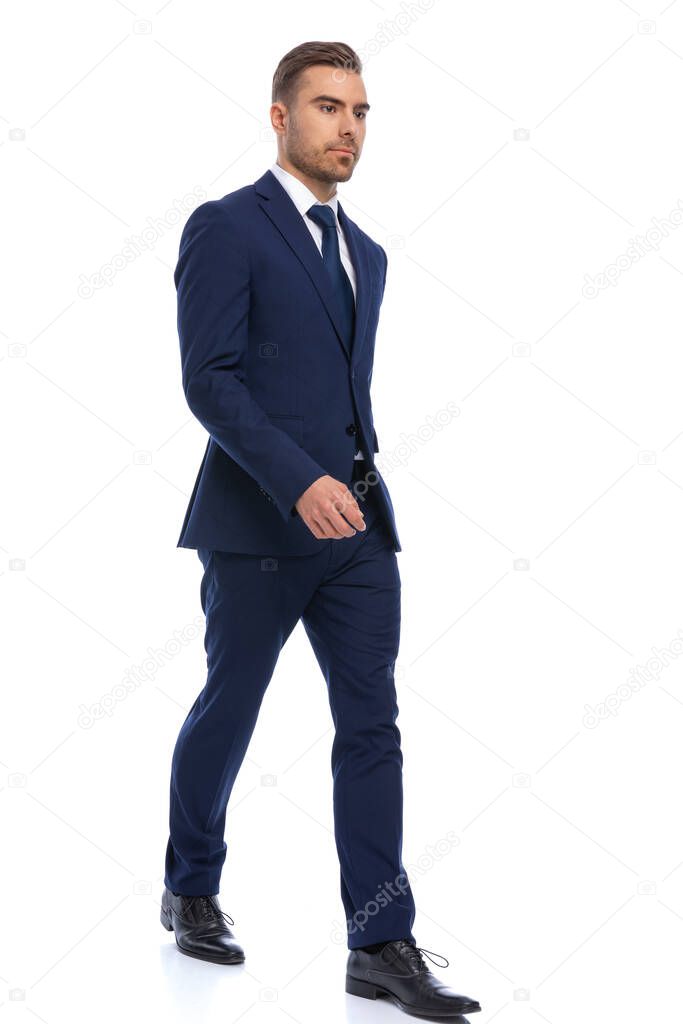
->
<box><xmin>2</xmin><ymin>0</ymin><xmax>683</xmax><ymax>1021</ymax></box>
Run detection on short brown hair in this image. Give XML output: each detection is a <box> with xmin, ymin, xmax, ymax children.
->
<box><xmin>272</xmin><ymin>41</ymin><xmax>362</xmax><ymax>108</ymax></box>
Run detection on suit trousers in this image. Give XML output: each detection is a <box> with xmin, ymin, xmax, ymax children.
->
<box><xmin>164</xmin><ymin>461</ymin><xmax>417</xmax><ymax>948</ymax></box>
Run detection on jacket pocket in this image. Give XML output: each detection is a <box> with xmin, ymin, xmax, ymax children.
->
<box><xmin>265</xmin><ymin>412</ymin><xmax>304</xmax><ymax>446</ymax></box>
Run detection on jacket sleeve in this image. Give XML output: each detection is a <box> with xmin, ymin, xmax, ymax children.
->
<box><xmin>175</xmin><ymin>201</ymin><xmax>328</xmax><ymax>523</ymax></box>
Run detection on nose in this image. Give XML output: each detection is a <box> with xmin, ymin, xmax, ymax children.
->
<box><xmin>341</xmin><ymin>115</ymin><xmax>358</xmax><ymax>138</ymax></box>
<box><xmin>339</xmin><ymin>129</ymin><xmax>357</xmax><ymax>147</ymax></box>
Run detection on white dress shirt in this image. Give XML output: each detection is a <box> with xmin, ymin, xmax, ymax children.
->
<box><xmin>269</xmin><ymin>160</ymin><xmax>364</xmax><ymax>460</ymax></box>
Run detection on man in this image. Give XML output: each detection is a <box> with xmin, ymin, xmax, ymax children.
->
<box><xmin>161</xmin><ymin>40</ymin><xmax>481</xmax><ymax>1017</ymax></box>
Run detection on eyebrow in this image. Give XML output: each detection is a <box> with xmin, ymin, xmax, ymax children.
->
<box><xmin>309</xmin><ymin>94</ymin><xmax>370</xmax><ymax>111</ymax></box>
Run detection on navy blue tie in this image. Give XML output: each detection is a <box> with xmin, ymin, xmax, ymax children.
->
<box><xmin>306</xmin><ymin>203</ymin><xmax>355</xmax><ymax>352</ymax></box>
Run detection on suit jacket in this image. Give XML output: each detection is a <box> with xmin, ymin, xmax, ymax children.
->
<box><xmin>175</xmin><ymin>167</ymin><xmax>401</xmax><ymax>556</ymax></box>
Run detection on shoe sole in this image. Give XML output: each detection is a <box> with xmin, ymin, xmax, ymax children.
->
<box><xmin>345</xmin><ymin>973</ymin><xmax>481</xmax><ymax>1015</ymax></box>
<box><xmin>160</xmin><ymin>905</ymin><xmax>245</xmax><ymax>965</ymax></box>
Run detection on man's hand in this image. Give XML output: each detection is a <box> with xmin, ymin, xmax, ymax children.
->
<box><xmin>295</xmin><ymin>475</ymin><xmax>366</xmax><ymax>540</ymax></box>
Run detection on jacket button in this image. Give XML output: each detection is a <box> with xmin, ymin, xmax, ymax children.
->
<box><xmin>346</xmin><ymin>423</ymin><xmax>357</xmax><ymax>435</ymax></box>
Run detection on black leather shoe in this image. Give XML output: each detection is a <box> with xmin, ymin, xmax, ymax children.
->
<box><xmin>346</xmin><ymin>939</ymin><xmax>481</xmax><ymax>1016</ymax></box>
<box><xmin>160</xmin><ymin>887</ymin><xmax>245</xmax><ymax>964</ymax></box>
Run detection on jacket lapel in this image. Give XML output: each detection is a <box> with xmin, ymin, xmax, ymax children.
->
<box><xmin>337</xmin><ymin>200</ymin><xmax>370</xmax><ymax>366</ymax></box>
<box><xmin>254</xmin><ymin>169</ymin><xmax>371</xmax><ymax>365</ymax></box>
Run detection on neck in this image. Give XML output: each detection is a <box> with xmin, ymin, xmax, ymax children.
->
<box><xmin>275</xmin><ymin>155</ymin><xmax>337</xmax><ymax>204</ymax></box>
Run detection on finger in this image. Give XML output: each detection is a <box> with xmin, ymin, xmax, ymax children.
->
<box><xmin>321</xmin><ymin>507</ymin><xmax>357</xmax><ymax>538</ymax></box>
<box><xmin>331</xmin><ymin>488</ymin><xmax>363</xmax><ymax>518</ymax></box>
<box><xmin>307</xmin><ymin>510</ymin><xmax>347</xmax><ymax>540</ymax></box>
<box><xmin>332</xmin><ymin>493</ymin><xmax>365</xmax><ymax>531</ymax></box>
<box><xmin>304</xmin><ymin>514</ymin><xmax>327</xmax><ymax>540</ymax></box>
<box><xmin>343</xmin><ymin>504</ymin><xmax>366</xmax><ymax>531</ymax></box>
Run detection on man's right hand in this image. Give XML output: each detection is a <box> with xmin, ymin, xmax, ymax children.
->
<box><xmin>295</xmin><ymin>475</ymin><xmax>366</xmax><ymax>540</ymax></box>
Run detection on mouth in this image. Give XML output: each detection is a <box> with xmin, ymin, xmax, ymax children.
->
<box><xmin>330</xmin><ymin>147</ymin><xmax>355</xmax><ymax>156</ymax></box>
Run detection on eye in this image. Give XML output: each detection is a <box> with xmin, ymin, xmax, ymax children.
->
<box><xmin>320</xmin><ymin>104</ymin><xmax>335</xmax><ymax>113</ymax></box>
<box><xmin>355</xmin><ymin>111</ymin><xmax>366</xmax><ymax>120</ymax></box>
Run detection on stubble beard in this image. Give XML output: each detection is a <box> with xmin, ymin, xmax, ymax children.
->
<box><xmin>285</xmin><ymin>124</ymin><xmax>356</xmax><ymax>185</ymax></box>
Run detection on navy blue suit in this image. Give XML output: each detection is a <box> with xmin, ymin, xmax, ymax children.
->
<box><xmin>175</xmin><ymin>167</ymin><xmax>401</xmax><ymax>555</ymax></box>
<box><xmin>165</xmin><ymin>168</ymin><xmax>416</xmax><ymax>949</ymax></box>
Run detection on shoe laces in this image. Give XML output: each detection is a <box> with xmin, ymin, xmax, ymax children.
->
<box><xmin>396</xmin><ymin>939</ymin><xmax>449</xmax><ymax>971</ymax></box>
<box><xmin>177</xmin><ymin>894</ymin><xmax>235</xmax><ymax>928</ymax></box>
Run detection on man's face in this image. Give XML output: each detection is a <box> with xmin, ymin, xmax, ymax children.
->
<box><xmin>277</xmin><ymin>64</ymin><xmax>368</xmax><ymax>185</ymax></box>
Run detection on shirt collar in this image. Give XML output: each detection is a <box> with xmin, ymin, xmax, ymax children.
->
<box><xmin>270</xmin><ymin>160</ymin><xmax>339</xmax><ymax>222</ymax></box>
